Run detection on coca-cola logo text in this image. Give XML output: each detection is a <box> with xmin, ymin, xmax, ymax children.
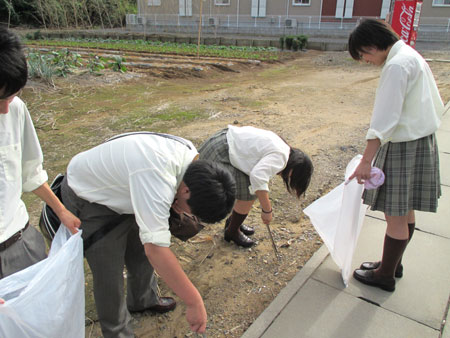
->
<box><xmin>399</xmin><ymin>4</ymin><xmax>414</xmax><ymax>42</ymax></box>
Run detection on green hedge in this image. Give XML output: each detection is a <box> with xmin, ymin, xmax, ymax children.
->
<box><xmin>280</xmin><ymin>35</ymin><xmax>308</xmax><ymax>51</ymax></box>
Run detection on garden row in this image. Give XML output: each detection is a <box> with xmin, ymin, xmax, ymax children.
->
<box><xmin>24</xmin><ymin>33</ymin><xmax>281</xmax><ymax>60</ymax></box>
<box><xmin>26</xmin><ymin>48</ymin><xmax>127</xmax><ymax>86</ymax></box>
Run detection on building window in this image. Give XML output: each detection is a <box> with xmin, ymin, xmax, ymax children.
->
<box><xmin>433</xmin><ymin>0</ymin><xmax>450</xmax><ymax>5</ymax></box>
<box><xmin>293</xmin><ymin>0</ymin><xmax>310</xmax><ymax>5</ymax></box>
<box><xmin>148</xmin><ymin>0</ymin><xmax>161</xmax><ymax>6</ymax></box>
<box><xmin>215</xmin><ymin>0</ymin><xmax>230</xmax><ymax>5</ymax></box>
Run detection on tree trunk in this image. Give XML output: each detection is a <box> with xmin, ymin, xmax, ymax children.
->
<box><xmin>82</xmin><ymin>0</ymin><xmax>93</xmax><ymax>29</ymax></box>
<box><xmin>95</xmin><ymin>0</ymin><xmax>105</xmax><ymax>29</ymax></box>
<box><xmin>36</xmin><ymin>0</ymin><xmax>48</xmax><ymax>29</ymax></box>
<box><xmin>71</xmin><ymin>0</ymin><xmax>79</xmax><ymax>28</ymax></box>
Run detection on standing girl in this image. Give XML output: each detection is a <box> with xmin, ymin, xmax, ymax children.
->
<box><xmin>348</xmin><ymin>19</ymin><xmax>444</xmax><ymax>291</ymax></box>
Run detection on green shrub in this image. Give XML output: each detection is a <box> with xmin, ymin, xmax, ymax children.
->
<box><xmin>285</xmin><ymin>36</ymin><xmax>294</xmax><ymax>50</ymax></box>
<box><xmin>292</xmin><ymin>39</ymin><xmax>300</xmax><ymax>51</ymax></box>
<box><xmin>279</xmin><ymin>36</ymin><xmax>284</xmax><ymax>50</ymax></box>
<box><xmin>33</xmin><ymin>30</ymin><xmax>44</xmax><ymax>40</ymax></box>
<box><xmin>25</xmin><ymin>30</ymin><xmax>44</xmax><ymax>41</ymax></box>
<box><xmin>296</xmin><ymin>35</ymin><xmax>308</xmax><ymax>49</ymax></box>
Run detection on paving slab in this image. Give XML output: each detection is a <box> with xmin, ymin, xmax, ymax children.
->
<box><xmin>259</xmin><ymin>278</ymin><xmax>438</xmax><ymax>338</ymax></box>
<box><xmin>241</xmin><ymin>246</ymin><xmax>330</xmax><ymax>338</ymax></box>
<box><xmin>440</xmin><ymin>102</ymin><xmax>450</xmax><ymax>132</ymax></box>
<box><xmin>437</xmin><ymin>129</ymin><xmax>450</xmax><ymax>153</ymax></box>
<box><xmin>415</xmin><ymin>185</ymin><xmax>450</xmax><ymax>239</ymax></box>
<box><xmin>313</xmin><ymin>216</ymin><xmax>450</xmax><ymax>331</ymax></box>
<box><xmin>440</xmin><ymin>152</ymin><xmax>450</xmax><ymax>186</ymax></box>
<box><xmin>366</xmin><ymin>185</ymin><xmax>450</xmax><ymax>239</ymax></box>
<box><xmin>444</xmin><ymin>305</ymin><xmax>450</xmax><ymax>338</ymax></box>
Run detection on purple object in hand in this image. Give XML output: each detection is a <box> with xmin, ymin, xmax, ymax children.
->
<box><xmin>364</xmin><ymin>167</ymin><xmax>385</xmax><ymax>190</ymax></box>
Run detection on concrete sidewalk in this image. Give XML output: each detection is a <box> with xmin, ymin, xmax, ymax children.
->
<box><xmin>242</xmin><ymin>104</ymin><xmax>450</xmax><ymax>338</ymax></box>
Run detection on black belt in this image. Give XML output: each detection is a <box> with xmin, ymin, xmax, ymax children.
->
<box><xmin>0</xmin><ymin>222</ymin><xmax>29</xmax><ymax>252</ymax></box>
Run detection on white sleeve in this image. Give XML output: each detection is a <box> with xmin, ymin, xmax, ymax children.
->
<box><xmin>129</xmin><ymin>169</ymin><xmax>175</xmax><ymax>247</ymax></box>
<box><xmin>21</xmin><ymin>104</ymin><xmax>48</xmax><ymax>192</ymax></box>
<box><xmin>248</xmin><ymin>152</ymin><xmax>286</xmax><ymax>194</ymax></box>
<box><xmin>366</xmin><ymin>63</ymin><xmax>408</xmax><ymax>143</ymax></box>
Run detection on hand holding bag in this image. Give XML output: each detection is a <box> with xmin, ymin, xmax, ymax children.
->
<box><xmin>0</xmin><ymin>227</ymin><xmax>85</xmax><ymax>338</ymax></box>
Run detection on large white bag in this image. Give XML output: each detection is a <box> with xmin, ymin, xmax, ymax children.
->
<box><xmin>0</xmin><ymin>226</ymin><xmax>85</xmax><ymax>338</ymax></box>
<box><xmin>304</xmin><ymin>155</ymin><xmax>367</xmax><ymax>286</ymax></box>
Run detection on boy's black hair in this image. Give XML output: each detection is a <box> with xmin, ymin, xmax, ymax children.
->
<box><xmin>183</xmin><ymin>160</ymin><xmax>236</xmax><ymax>223</ymax></box>
<box><xmin>280</xmin><ymin>148</ymin><xmax>313</xmax><ymax>198</ymax></box>
<box><xmin>348</xmin><ymin>18</ymin><xmax>399</xmax><ymax>61</ymax></box>
<box><xmin>0</xmin><ymin>27</ymin><xmax>28</xmax><ymax>99</ymax></box>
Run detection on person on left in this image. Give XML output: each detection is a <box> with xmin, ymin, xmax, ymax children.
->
<box><xmin>0</xmin><ymin>27</ymin><xmax>81</xmax><ymax>280</ymax></box>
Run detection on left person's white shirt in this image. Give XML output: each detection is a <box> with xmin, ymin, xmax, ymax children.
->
<box><xmin>226</xmin><ymin>125</ymin><xmax>290</xmax><ymax>194</ymax></box>
<box><xmin>0</xmin><ymin>97</ymin><xmax>48</xmax><ymax>243</ymax></box>
<box><xmin>67</xmin><ymin>133</ymin><xmax>198</xmax><ymax>247</ymax></box>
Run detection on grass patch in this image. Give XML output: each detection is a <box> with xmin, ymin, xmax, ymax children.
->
<box><xmin>258</xmin><ymin>65</ymin><xmax>296</xmax><ymax>79</ymax></box>
<box><xmin>233</xmin><ymin>98</ymin><xmax>266</xmax><ymax>108</ymax></box>
<box><xmin>109</xmin><ymin>106</ymin><xmax>207</xmax><ymax>132</ymax></box>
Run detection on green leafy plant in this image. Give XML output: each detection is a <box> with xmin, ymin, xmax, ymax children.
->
<box><xmin>27</xmin><ymin>50</ymin><xmax>56</xmax><ymax>86</ymax></box>
<box><xmin>87</xmin><ymin>54</ymin><xmax>106</xmax><ymax>74</ymax></box>
<box><xmin>51</xmin><ymin>49</ymin><xmax>83</xmax><ymax>77</ymax></box>
<box><xmin>107</xmin><ymin>55</ymin><xmax>127</xmax><ymax>73</ymax></box>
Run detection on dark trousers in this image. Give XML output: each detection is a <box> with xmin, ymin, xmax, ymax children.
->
<box><xmin>0</xmin><ymin>224</ymin><xmax>47</xmax><ymax>279</ymax></box>
<box><xmin>61</xmin><ymin>177</ymin><xmax>159</xmax><ymax>338</ymax></box>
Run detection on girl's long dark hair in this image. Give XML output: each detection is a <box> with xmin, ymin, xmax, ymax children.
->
<box><xmin>281</xmin><ymin>147</ymin><xmax>313</xmax><ymax>198</ymax></box>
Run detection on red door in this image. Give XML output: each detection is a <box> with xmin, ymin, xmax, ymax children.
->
<box><xmin>352</xmin><ymin>0</ymin><xmax>383</xmax><ymax>17</ymax></box>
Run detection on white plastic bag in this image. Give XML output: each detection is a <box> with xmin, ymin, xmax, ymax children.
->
<box><xmin>0</xmin><ymin>226</ymin><xmax>85</xmax><ymax>338</ymax></box>
<box><xmin>304</xmin><ymin>155</ymin><xmax>367</xmax><ymax>286</ymax></box>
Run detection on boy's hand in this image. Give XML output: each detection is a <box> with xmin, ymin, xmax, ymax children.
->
<box><xmin>58</xmin><ymin>209</ymin><xmax>81</xmax><ymax>234</ymax></box>
<box><xmin>186</xmin><ymin>301</ymin><xmax>207</xmax><ymax>333</ymax></box>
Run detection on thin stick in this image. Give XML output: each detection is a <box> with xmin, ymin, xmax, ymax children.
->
<box><xmin>199</xmin><ymin>242</ymin><xmax>215</xmax><ymax>265</ymax></box>
<box><xmin>265</xmin><ymin>223</ymin><xmax>281</xmax><ymax>261</ymax></box>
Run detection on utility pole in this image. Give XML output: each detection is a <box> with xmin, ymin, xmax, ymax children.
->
<box><xmin>388</xmin><ymin>0</ymin><xmax>396</xmax><ymax>24</ymax></box>
<box><xmin>197</xmin><ymin>0</ymin><xmax>204</xmax><ymax>58</ymax></box>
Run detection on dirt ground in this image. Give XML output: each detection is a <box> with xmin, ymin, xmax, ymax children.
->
<box><xmin>23</xmin><ymin>47</ymin><xmax>450</xmax><ymax>338</ymax></box>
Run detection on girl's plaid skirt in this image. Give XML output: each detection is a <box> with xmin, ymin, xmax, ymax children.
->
<box><xmin>363</xmin><ymin>133</ymin><xmax>441</xmax><ymax>216</ymax></box>
<box><xmin>198</xmin><ymin>129</ymin><xmax>256</xmax><ymax>201</ymax></box>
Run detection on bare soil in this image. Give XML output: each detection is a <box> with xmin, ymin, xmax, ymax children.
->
<box><xmin>23</xmin><ymin>48</ymin><xmax>450</xmax><ymax>338</ymax></box>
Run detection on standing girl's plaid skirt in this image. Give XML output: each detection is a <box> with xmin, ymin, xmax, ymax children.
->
<box><xmin>363</xmin><ymin>134</ymin><xmax>441</xmax><ymax>216</ymax></box>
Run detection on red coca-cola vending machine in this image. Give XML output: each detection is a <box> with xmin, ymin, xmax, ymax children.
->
<box><xmin>390</xmin><ymin>0</ymin><xmax>423</xmax><ymax>48</ymax></box>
